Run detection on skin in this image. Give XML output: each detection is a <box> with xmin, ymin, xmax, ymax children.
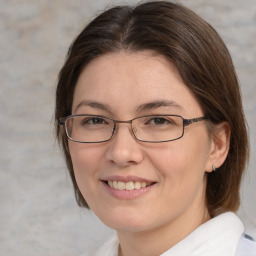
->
<box><xmin>68</xmin><ymin>51</ymin><xmax>230</xmax><ymax>256</ymax></box>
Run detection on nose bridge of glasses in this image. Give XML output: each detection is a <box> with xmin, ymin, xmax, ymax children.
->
<box><xmin>112</xmin><ymin>119</ymin><xmax>136</xmax><ymax>137</ymax></box>
<box><xmin>115</xmin><ymin>119</ymin><xmax>133</xmax><ymax>124</ymax></box>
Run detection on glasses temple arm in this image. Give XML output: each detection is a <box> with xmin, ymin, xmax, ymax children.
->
<box><xmin>58</xmin><ymin>118</ymin><xmax>66</xmax><ymax>126</ymax></box>
<box><xmin>183</xmin><ymin>116</ymin><xmax>209</xmax><ymax>126</ymax></box>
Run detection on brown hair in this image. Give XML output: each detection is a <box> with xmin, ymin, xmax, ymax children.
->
<box><xmin>55</xmin><ymin>1</ymin><xmax>249</xmax><ymax>216</ymax></box>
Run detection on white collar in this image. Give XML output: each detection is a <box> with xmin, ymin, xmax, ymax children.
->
<box><xmin>161</xmin><ymin>212</ymin><xmax>244</xmax><ymax>256</ymax></box>
<box><xmin>86</xmin><ymin>212</ymin><xmax>244</xmax><ymax>256</ymax></box>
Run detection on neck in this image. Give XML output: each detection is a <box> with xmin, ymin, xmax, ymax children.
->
<box><xmin>117</xmin><ymin>203</ymin><xmax>210</xmax><ymax>256</ymax></box>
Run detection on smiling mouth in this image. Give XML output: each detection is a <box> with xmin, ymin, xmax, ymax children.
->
<box><xmin>105</xmin><ymin>180</ymin><xmax>155</xmax><ymax>191</ymax></box>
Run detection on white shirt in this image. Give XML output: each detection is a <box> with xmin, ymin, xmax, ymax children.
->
<box><xmin>82</xmin><ymin>212</ymin><xmax>245</xmax><ymax>256</ymax></box>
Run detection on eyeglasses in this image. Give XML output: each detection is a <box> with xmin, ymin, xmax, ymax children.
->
<box><xmin>59</xmin><ymin>114</ymin><xmax>209</xmax><ymax>143</ymax></box>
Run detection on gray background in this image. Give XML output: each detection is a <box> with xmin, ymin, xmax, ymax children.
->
<box><xmin>1</xmin><ymin>0</ymin><xmax>255</xmax><ymax>255</ymax></box>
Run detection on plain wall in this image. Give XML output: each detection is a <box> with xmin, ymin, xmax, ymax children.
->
<box><xmin>1</xmin><ymin>0</ymin><xmax>255</xmax><ymax>255</ymax></box>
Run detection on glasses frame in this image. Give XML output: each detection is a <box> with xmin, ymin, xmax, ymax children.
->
<box><xmin>59</xmin><ymin>114</ymin><xmax>209</xmax><ymax>143</ymax></box>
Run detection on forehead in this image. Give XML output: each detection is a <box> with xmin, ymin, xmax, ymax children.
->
<box><xmin>73</xmin><ymin>51</ymin><xmax>203</xmax><ymax>117</ymax></box>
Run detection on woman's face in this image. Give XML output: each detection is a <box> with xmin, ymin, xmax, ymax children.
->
<box><xmin>69</xmin><ymin>51</ymin><xmax>214</xmax><ymax>233</ymax></box>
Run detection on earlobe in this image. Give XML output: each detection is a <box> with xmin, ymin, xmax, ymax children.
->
<box><xmin>206</xmin><ymin>122</ymin><xmax>230</xmax><ymax>173</ymax></box>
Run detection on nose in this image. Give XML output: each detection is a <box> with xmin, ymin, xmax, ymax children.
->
<box><xmin>105</xmin><ymin>123</ymin><xmax>144</xmax><ymax>167</ymax></box>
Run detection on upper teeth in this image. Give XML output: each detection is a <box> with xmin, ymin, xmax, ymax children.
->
<box><xmin>108</xmin><ymin>181</ymin><xmax>150</xmax><ymax>190</ymax></box>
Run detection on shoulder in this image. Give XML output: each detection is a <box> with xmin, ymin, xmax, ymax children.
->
<box><xmin>80</xmin><ymin>232</ymin><xmax>119</xmax><ymax>256</ymax></box>
<box><xmin>235</xmin><ymin>233</ymin><xmax>256</xmax><ymax>256</ymax></box>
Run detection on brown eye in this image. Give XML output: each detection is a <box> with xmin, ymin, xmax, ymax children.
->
<box><xmin>81</xmin><ymin>117</ymin><xmax>109</xmax><ymax>126</ymax></box>
<box><xmin>145</xmin><ymin>117</ymin><xmax>174</xmax><ymax>125</ymax></box>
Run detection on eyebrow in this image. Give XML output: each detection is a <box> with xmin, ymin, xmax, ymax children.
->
<box><xmin>136</xmin><ymin>100</ymin><xmax>182</xmax><ymax>113</ymax></box>
<box><xmin>74</xmin><ymin>100</ymin><xmax>112</xmax><ymax>114</ymax></box>
<box><xmin>74</xmin><ymin>99</ymin><xmax>182</xmax><ymax>114</ymax></box>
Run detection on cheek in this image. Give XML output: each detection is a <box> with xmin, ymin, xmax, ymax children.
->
<box><xmin>148</xmin><ymin>134</ymin><xmax>210</xmax><ymax>187</ymax></box>
<box><xmin>68</xmin><ymin>143</ymin><xmax>104</xmax><ymax>187</ymax></box>
<box><xmin>147</xmin><ymin>141</ymin><xmax>209</xmax><ymax>214</ymax></box>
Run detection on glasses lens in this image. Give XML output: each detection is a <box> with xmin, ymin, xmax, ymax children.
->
<box><xmin>132</xmin><ymin>115</ymin><xmax>184</xmax><ymax>142</ymax></box>
<box><xmin>65</xmin><ymin>115</ymin><xmax>114</xmax><ymax>143</ymax></box>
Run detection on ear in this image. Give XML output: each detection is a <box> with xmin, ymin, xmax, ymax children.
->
<box><xmin>205</xmin><ymin>122</ymin><xmax>230</xmax><ymax>173</ymax></box>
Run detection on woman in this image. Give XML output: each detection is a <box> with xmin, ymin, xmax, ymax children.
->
<box><xmin>55</xmin><ymin>1</ymin><xmax>255</xmax><ymax>255</ymax></box>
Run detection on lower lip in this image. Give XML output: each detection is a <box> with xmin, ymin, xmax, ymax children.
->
<box><xmin>102</xmin><ymin>181</ymin><xmax>155</xmax><ymax>200</ymax></box>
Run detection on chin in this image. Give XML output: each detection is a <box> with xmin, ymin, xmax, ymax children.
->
<box><xmin>98</xmin><ymin>208</ymin><xmax>154</xmax><ymax>232</ymax></box>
